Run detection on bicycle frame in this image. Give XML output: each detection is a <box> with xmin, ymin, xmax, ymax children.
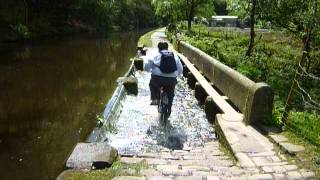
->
<box><xmin>158</xmin><ymin>87</ymin><xmax>169</xmax><ymax>126</ymax></box>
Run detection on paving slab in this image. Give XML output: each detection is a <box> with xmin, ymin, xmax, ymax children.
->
<box><xmin>287</xmin><ymin>171</ymin><xmax>302</xmax><ymax>180</ymax></box>
<box><xmin>207</xmin><ymin>176</ymin><xmax>221</xmax><ymax>180</ymax></box>
<box><xmin>272</xmin><ymin>173</ymin><xmax>286</xmax><ymax>180</ymax></box>
<box><xmin>217</xmin><ymin>115</ymin><xmax>273</xmax><ymax>154</ymax></box>
<box><xmin>279</xmin><ymin>142</ymin><xmax>305</xmax><ymax>155</ymax></box>
<box><xmin>248</xmin><ymin>174</ymin><xmax>273</xmax><ymax>180</ymax></box>
<box><xmin>113</xmin><ymin>176</ymin><xmax>146</xmax><ymax>180</ymax></box>
<box><xmin>141</xmin><ymin>169</ymin><xmax>162</xmax><ymax>177</ymax></box>
<box><xmin>235</xmin><ymin>153</ymin><xmax>256</xmax><ymax>168</ymax></box>
<box><xmin>300</xmin><ymin>171</ymin><xmax>316</xmax><ymax>179</ymax></box>
<box><xmin>148</xmin><ymin>176</ymin><xmax>173</xmax><ymax>180</ymax></box>
<box><xmin>174</xmin><ymin>176</ymin><xmax>203</xmax><ymax>180</ymax></box>
<box><xmin>66</xmin><ymin>142</ymin><xmax>117</xmax><ymax>169</ymax></box>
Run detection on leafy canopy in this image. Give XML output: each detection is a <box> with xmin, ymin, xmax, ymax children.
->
<box><xmin>152</xmin><ymin>0</ymin><xmax>215</xmax><ymax>23</ymax></box>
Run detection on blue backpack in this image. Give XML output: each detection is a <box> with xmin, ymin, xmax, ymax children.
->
<box><xmin>158</xmin><ymin>51</ymin><xmax>177</xmax><ymax>73</ymax></box>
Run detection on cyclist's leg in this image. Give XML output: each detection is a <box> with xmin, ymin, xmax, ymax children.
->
<box><xmin>164</xmin><ymin>84</ymin><xmax>176</xmax><ymax>117</ymax></box>
<box><xmin>149</xmin><ymin>75</ymin><xmax>161</xmax><ymax>104</ymax></box>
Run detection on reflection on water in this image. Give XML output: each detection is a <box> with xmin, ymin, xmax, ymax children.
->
<box><xmin>0</xmin><ymin>32</ymin><xmax>139</xmax><ymax>180</ymax></box>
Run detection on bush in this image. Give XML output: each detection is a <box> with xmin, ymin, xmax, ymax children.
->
<box><xmin>11</xmin><ymin>24</ymin><xmax>31</xmax><ymax>40</ymax></box>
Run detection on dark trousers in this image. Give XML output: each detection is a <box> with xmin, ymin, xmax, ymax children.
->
<box><xmin>149</xmin><ymin>75</ymin><xmax>177</xmax><ymax>112</ymax></box>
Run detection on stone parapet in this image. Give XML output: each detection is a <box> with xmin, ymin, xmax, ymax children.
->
<box><xmin>178</xmin><ymin>41</ymin><xmax>273</xmax><ymax>125</ymax></box>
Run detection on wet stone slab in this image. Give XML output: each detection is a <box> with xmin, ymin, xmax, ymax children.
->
<box><xmin>104</xmin><ymin>68</ymin><xmax>215</xmax><ymax>155</ymax></box>
<box><xmin>66</xmin><ymin>142</ymin><xmax>117</xmax><ymax>170</ymax></box>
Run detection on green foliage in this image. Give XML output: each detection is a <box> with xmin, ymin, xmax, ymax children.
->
<box><xmin>259</xmin><ymin>0</ymin><xmax>320</xmax><ymax>39</ymax></box>
<box><xmin>11</xmin><ymin>24</ymin><xmax>31</xmax><ymax>40</ymax></box>
<box><xmin>71</xmin><ymin>0</ymin><xmax>157</xmax><ymax>31</ymax></box>
<box><xmin>237</xmin><ymin>63</ymin><xmax>263</xmax><ymax>80</ymax></box>
<box><xmin>287</xmin><ymin>111</ymin><xmax>320</xmax><ymax>146</ymax></box>
<box><xmin>152</xmin><ymin>0</ymin><xmax>215</xmax><ymax>26</ymax></box>
<box><xmin>96</xmin><ymin>114</ymin><xmax>104</xmax><ymax>127</ymax></box>
<box><xmin>1</xmin><ymin>0</ymin><xmax>158</xmax><ymax>39</ymax></box>
<box><xmin>138</xmin><ymin>29</ymin><xmax>161</xmax><ymax>47</ymax></box>
<box><xmin>213</xmin><ymin>0</ymin><xmax>228</xmax><ymax>15</ymax></box>
<box><xmin>226</xmin><ymin>0</ymin><xmax>249</xmax><ymax>18</ymax></box>
<box><xmin>96</xmin><ymin>114</ymin><xmax>118</xmax><ymax>133</ymax></box>
<box><xmin>272</xmin><ymin>101</ymin><xmax>285</xmax><ymax>126</ymax></box>
<box><xmin>152</xmin><ymin>0</ymin><xmax>181</xmax><ymax>25</ymax></box>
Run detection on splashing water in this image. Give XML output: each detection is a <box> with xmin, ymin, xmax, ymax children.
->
<box><xmin>105</xmin><ymin>70</ymin><xmax>215</xmax><ymax>155</ymax></box>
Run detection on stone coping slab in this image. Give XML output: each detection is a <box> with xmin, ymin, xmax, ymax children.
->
<box><xmin>66</xmin><ymin>142</ymin><xmax>118</xmax><ymax>170</ymax></box>
<box><xmin>215</xmin><ymin>114</ymin><xmax>275</xmax><ymax>168</ymax></box>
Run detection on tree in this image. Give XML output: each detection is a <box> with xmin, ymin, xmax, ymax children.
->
<box><xmin>152</xmin><ymin>0</ymin><xmax>182</xmax><ymax>25</ymax></box>
<box><xmin>226</xmin><ymin>0</ymin><xmax>256</xmax><ymax>56</ymax></box>
<box><xmin>152</xmin><ymin>0</ymin><xmax>214</xmax><ymax>31</ymax></box>
<box><xmin>258</xmin><ymin>0</ymin><xmax>320</xmax><ymax>123</ymax></box>
<box><xmin>213</xmin><ymin>0</ymin><xmax>227</xmax><ymax>15</ymax></box>
<box><xmin>226</xmin><ymin>0</ymin><xmax>249</xmax><ymax>18</ymax></box>
<box><xmin>183</xmin><ymin>0</ymin><xmax>215</xmax><ymax>32</ymax></box>
<box><xmin>246</xmin><ymin>0</ymin><xmax>256</xmax><ymax>56</ymax></box>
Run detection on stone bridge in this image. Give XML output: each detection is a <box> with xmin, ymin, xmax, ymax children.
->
<box><xmin>59</xmin><ymin>29</ymin><xmax>315</xmax><ymax>180</ymax></box>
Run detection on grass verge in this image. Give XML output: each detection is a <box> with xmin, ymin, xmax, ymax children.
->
<box><xmin>138</xmin><ymin>28</ymin><xmax>164</xmax><ymax>47</ymax></box>
<box><xmin>281</xmin><ymin>130</ymin><xmax>320</xmax><ymax>177</ymax></box>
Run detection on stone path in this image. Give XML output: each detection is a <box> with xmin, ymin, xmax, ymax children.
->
<box><xmin>111</xmin><ymin>30</ymin><xmax>315</xmax><ymax>180</ymax></box>
<box><xmin>107</xmin><ymin>71</ymin><xmax>215</xmax><ymax>154</ymax></box>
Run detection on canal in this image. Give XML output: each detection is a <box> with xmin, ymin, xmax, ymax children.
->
<box><xmin>0</xmin><ymin>32</ymin><xmax>141</xmax><ymax>180</ymax></box>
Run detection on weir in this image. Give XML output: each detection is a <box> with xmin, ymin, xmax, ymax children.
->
<box><xmin>59</xmin><ymin>29</ymin><xmax>315</xmax><ymax>180</ymax></box>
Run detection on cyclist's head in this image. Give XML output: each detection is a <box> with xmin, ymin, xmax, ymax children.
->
<box><xmin>158</xmin><ymin>42</ymin><xmax>169</xmax><ymax>52</ymax></box>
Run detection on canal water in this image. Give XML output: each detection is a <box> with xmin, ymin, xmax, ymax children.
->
<box><xmin>0</xmin><ymin>32</ymin><xmax>140</xmax><ymax>180</ymax></box>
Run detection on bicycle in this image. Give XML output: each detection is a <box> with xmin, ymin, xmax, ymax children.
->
<box><xmin>158</xmin><ymin>87</ymin><xmax>170</xmax><ymax>126</ymax></box>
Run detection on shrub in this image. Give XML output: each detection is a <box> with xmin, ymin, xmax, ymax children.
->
<box><xmin>11</xmin><ymin>24</ymin><xmax>31</xmax><ymax>40</ymax></box>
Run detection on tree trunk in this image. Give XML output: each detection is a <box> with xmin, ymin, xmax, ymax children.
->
<box><xmin>187</xmin><ymin>0</ymin><xmax>195</xmax><ymax>33</ymax></box>
<box><xmin>282</xmin><ymin>35</ymin><xmax>311</xmax><ymax>123</ymax></box>
<box><xmin>246</xmin><ymin>0</ymin><xmax>256</xmax><ymax>56</ymax></box>
<box><xmin>23</xmin><ymin>0</ymin><xmax>28</xmax><ymax>25</ymax></box>
<box><xmin>187</xmin><ymin>16</ymin><xmax>193</xmax><ymax>32</ymax></box>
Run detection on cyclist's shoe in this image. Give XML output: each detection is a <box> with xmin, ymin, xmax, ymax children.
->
<box><xmin>150</xmin><ymin>99</ymin><xmax>159</xmax><ymax>105</ymax></box>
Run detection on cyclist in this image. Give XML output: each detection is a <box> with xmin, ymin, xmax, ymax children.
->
<box><xmin>144</xmin><ymin>42</ymin><xmax>183</xmax><ymax>117</ymax></box>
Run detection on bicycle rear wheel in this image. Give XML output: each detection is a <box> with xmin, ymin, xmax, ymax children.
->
<box><xmin>158</xmin><ymin>90</ymin><xmax>169</xmax><ymax>126</ymax></box>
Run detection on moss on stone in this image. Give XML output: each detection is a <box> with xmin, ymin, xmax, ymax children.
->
<box><xmin>58</xmin><ymin>160</ymin><xmax>147</xmax><ymax>180</ymax></box>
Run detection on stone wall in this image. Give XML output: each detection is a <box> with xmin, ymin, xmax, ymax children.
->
<box><xmin>87</xmin><ymin>61</ymin><xmax>137</xmax><ymax>142</ymax></box>
<box><xmin>178</xmin><ymin>41</ymin><xmax>273</xmax><ymax>124</ymax></box>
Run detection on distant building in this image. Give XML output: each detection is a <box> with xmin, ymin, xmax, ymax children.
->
<box><xmin>211</xmin><ymin>16</ymin><xmax>239</xmax><ymax>27</ymax></box>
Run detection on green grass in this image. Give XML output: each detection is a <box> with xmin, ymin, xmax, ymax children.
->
<box><xmin>138</xmin><ymin>30</ymin><xmax>155</xmax><ymax>47</ymax></box>
<box><xmin>138</xmin><ymin>28</ymin><xmax>164</xmax><ymax>47</ymax></box>
<box><xmin>281</xmin><ymin>130</ymin><xmax>320</xmax><ymax>177</ymax></box>
<box><xmin>287</xmin><ymin>111</ymin><xmax>320</xmax><ymax>146</ymax></box>
<box><xmin>59</xmin><ymin>160</ymin><xmax>148</xmax><ymax>180</ymax></box>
